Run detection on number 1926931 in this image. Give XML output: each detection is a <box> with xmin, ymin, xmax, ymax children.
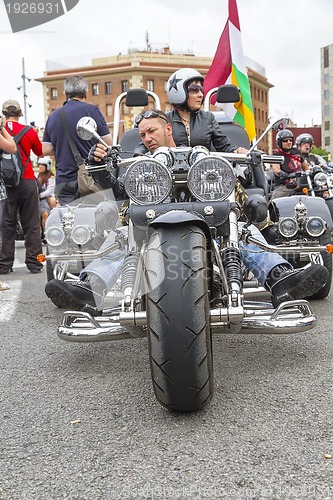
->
<box><xmin>5</xmin><ymin>2</ymin><xmax>61</xmax><ymax>14</ymax></box>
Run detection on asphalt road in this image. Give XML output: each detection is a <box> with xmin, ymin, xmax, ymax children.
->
<box><xmin>0</xmin><ymin>242</ymin><xmax>332</xmax><ymax>500</ymax></box>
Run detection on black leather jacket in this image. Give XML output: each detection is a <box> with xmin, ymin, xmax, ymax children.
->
<box><xmin>166</xmin><ymin>109</ymin><xmax>237</xmax><ymax>151</ymax></box>
<box><xmin>134</xmin><ymin>109</ymin><xmax>237</xmax><ymax>155</ymax></box>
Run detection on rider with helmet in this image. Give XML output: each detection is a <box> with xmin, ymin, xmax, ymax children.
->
<box><xmin>36</xmin><ymin>156</ymin><xmax>56</xmax><ymax>236</ymax></box>
<box><xmin>295</xmin><ymin>133</ymin><xmax>321</xmax><ymax>167</ymax></box>
<box><xmin>271</xmin><ymin>129</ymin><xmax>309</xmax><ymax>199</ymax></box>
<box><xmin>134</xmin><ymin>68</ymin><xmax>247</xmax><ymax>155</ymax></box>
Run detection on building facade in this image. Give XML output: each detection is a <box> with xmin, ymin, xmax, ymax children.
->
<box><xmin>36</xmin><ymin>48</ymin><xmax>273</xmax><ymax>151</ymax></box>
<box><xmin>321</xmin><ymin>44</ymin><xmax>333</xmax><ymax>157</ymax></box>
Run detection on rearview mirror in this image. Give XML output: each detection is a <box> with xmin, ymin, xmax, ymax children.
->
<box><xmin>76</xmin><ymin>117</ymin><xmax>110</xmax><ymax>148</ymax></box>
<box><xmin>76</xmin><ymin>117</ymin><xmax>98</xmax><ymax>141</ymax></box>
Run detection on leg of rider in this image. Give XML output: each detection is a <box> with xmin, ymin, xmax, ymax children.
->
<box><xmin>79</xmin><ymin>228</ymin><xmax>128</xmax><ymax>305</ymax></box>
<box><xmin>238</xmin><ymin>223</ymin><xmax>291</xmax><ymax>285</ymax></box>
<box><xmin>45</xmin><ymin>228</ymin><xmax>128</xmax><ymax>309</ymax></box>
<box><xmin>239</xmin><ymin>223</ymin><xmax>329</xmax><ymax>306</ymax></box>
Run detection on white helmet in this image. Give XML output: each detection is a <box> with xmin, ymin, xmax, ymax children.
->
<box><xmin>166</xmin><ymin>68</ymin><xmax>204</xmax><ymax>106</ymax></box>
<box><xmin>38</xmin><ymin>156</ymin><xmax>52</xmax><ymax>171</ymax></box>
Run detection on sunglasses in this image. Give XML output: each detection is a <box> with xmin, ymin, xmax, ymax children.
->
<box><xmin>281</xmin><ymin>138</ymin><xmax>293</xmax><ymax>143</ymax></box>
<box><xmin>187</xmin><ymin>84</ymin><xmax>204</xmax><ymax>94</ymax></box>
<box><xmin>134</xmin><ymin>110</ymin><xmax>169</xmax><ymax>127</ymax></box>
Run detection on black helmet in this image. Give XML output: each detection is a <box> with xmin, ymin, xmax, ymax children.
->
<box><xmin>276</xmin><ymin>129</ymin><xmax>294</xmax><ymax>149</ymax></box>
<box><xmin>295</xmin><ymin>133</ymin><xmax>314</xmax><ymax>147</ymax></box>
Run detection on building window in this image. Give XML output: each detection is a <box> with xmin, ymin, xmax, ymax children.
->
<box><xmin>106</xmin><ymin>104</ymin><xmax>113</xmax><ymax>117</ymax></box>
<box><xmin>105</xmin><ymin>82</ymin><xmax>112</xmax><ymax>94</ymax></box>
<box><xmin>92</xmin><ymin>83</ymin><xmax>99</xmax><ymax>96</ymax></box>
<box><xmin>324</xmin><ymin>105</ymin><xmax>330</xmax><ymax>116</ymax></box>
<box><xmin>325</xmin><ymin>121</ymin><xmax>330</xmax><ymax>131</ymax></box>
<box><xmin>325</xmin><ymin>136</ymin><xmax>330</xmax><ymax>147</ymax></box>
<box><xmin>147</xmin><ymin>80</ymin><xmax>154</xmax><ymax>92</ymax></box>
<box><xmin>50</xmin><ymin>88</ymin><xmax>58</xmax><ymax>100</ymax></box>
<box><xmin>324</xmin><ymin>73</ymin><xmax>330</xmax><ymax>85</ymax></box>
<box><xmin>324</xmin><ymin>46</ymin><xmax>329</xmax><ymax>68</ymax></box>
<box><xmin>324</xmin><ymin>89</ymin><xmax>330</xmax><ymax>100</ymax></box>
<box><xmin>121</xmin><ymin>80</ymin><xmax>128</xmax><ymax>92</ymax></box>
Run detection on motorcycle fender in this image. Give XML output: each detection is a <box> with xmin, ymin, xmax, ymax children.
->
<box><xmin>130</xmin><ymin>201</ymin><xmax>230</xmax><ymax>236</ymax></box>
<box><xmin>270</xmin><ymin>195</ymin><xmax>333</xmax><ymax>226</ymax></box>
<box><xmin>147</xmin><ymin>210</ymin><xmax>215</xmax><ymax>284</ymax></box>
<box><xmin>148</xmin><ymin>210</ymin><xmax>213</xmax><ymax>241</ymax></box>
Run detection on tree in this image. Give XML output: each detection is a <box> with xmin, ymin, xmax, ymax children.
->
<box><xmin>312</xmin><ymin>146</ymin><xmax>330</xmax><ymax>162</ymax></box>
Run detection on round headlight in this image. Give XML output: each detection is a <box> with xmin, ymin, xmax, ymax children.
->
<box><xmin>124</xmin><ymin>158</ymin><xmax>172</xmax><ymax>205</ymax></box>
<box><xmin>45</xmin><ymin>226</ymin><xmax>65</xmax><ymax>246</ymax></box>
<box><xmin>187</xmin><ymin>156</ymin><xmax>235</xmax><ymax>202</ymax></box>
<box><xmin>314</xmin><ymin>172</ymin><xmax>328</xmax><ymax>187</ymax></box>
<box><xmin>306</xmin><ymin>217</ymin><xmax>326</xmax><ymax>237</ymax></box>
<box><xmin>278</xmin><ymin>217</ymin><xmax>298</xmax><ymax>238</ymax></box>
<box><xmin>71</xmin><ymin>225</ymin><xmax>94</xmax><ymax>246</ymax></box>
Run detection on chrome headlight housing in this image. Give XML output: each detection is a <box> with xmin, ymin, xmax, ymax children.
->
<box><xmin>305</xmin><ymin>216</ymin><xmax>326</xmax><ymax>237</ymax></box>
<box><xmin>188</xmin><ymin>145</ymin><xmax>210</xmax><ymax>165</ymax></box>
<box><xmin>278</xmin><ymin>217</ymin><xmax>298</xmax><ymax>238</ymax></box>
<box><xmin>314</xmin><ymin>172</ymin><xmax>328</xmax><ymax>187</ymax></box>
<box><xmin>45</xmin><ymin>226</ymin><xmax>65</xmax><ymax>247</ymax></box>
<box><xmin>187</xmin><ymin>156</ymin><xmax>235</xmax><ymax>202</ymax></box>
<box><xmin>151</xmin><ymin>147</ymin><xmax>175</xmax><ymax>168</ymax></box>
<box><xmin>71</xmin><ymin>225</ymin><xmax>94</xmax><ymax>246</ymax></box>
<box><xmin>124</xmin><ymin>157</ymin><xmax>172</xmax><ymax>205</ymax></box>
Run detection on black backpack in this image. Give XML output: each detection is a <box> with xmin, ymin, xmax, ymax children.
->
<box><xmin>1</xmin><ymin>125</ymin><xmax>31</xmax><ymax>188</ymax></box>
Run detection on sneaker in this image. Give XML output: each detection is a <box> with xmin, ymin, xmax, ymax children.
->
<box><xmin>0</xmin><ymin>280</ymin><xmax>9</xmax><ymax>291</ymax></box>
<box><xmin>267</xmin><ymin>263</ymin><xmax>329</xmax><ymax>308</ymax></box>
<box><xmin>45</xmin><ymin>277</ymin><xmax>106</xmax><ymax>309</ymax></box>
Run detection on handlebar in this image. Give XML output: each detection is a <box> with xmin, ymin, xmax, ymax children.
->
<box><xmin>214</xmin><ymin>152</ymin><xmax>285</xmax><ymax>165</ymax></box>
<box><xmin>85</xmin><ymin>150</ymin><xmax>285</xmax><ymax>174</ymax></box>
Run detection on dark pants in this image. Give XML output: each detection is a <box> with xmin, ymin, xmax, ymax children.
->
<box><xmin>0</xmin><ymin>198</ymin><xmax>4</xmax><ymax>253</ymax></box>
<box><xmin>55</xmin><ymin>180</ymin><xmax>79</xmax><ymax>205</ymax></box>
<box><xmin>0</xmin><ymin>179</ymin><xmax>43</xmax><ymax>271</ymax></box>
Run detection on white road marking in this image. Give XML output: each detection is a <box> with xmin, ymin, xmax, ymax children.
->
<box><xmin>0</xmin><ymin>280</ymin><xmax>23</xmax><ymax>322</ymax></box>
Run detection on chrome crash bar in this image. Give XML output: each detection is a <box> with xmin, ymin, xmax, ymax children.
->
<box><xmin>57</xmin><ymin>300</ymin><xmax>317</xmax><ymax>342</ymax></box>
<box><xmin>245</xmin><ymin>235</ymin><xmax>330</xmax><ymax>254</ymax></box>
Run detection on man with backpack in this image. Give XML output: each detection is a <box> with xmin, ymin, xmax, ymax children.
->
<box><xmin>0</xmin><ymin>100</ymin><xmax>44</xmax><ymax>274</ymax></box>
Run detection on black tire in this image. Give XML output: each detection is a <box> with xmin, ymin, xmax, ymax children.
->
<box><xmin>306</xmin><ymin>230</ymin><xmax>332</xmax><ymax>300</ymax></box>
<box><xmin>46</xmin><ymin>251</ymin><xmax>54</xmax><ymax>282</ymax></box>
<box><xmin>325</xmin><ymin>198</ymin><xmax>333</xmax><ymax>223</ymax></box>
<box><xmin>145</xmin><ymin>225</ymin><xmax>214</xmax><ymax>412</ymax></box>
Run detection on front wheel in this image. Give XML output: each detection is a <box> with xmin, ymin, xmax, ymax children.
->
<box><xmin>145</xmin><ymin>225</ymin><xmax>214</xmax><ymax>412</ymax></box>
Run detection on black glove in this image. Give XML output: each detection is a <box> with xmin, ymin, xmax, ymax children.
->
<box><xmin>276</xmin><ymin>171</ymin><xmax>288</xmax><ymax>180</ymax></box>
<box><xmin>87</xmin><ymin>144</ymin><xmax>104</xmax><ymax>166</ymax></box>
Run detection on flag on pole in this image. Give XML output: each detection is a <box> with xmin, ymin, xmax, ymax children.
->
<box><xmin>204</xmin><ymin>0</ymin><xmax>256</xmax><ymax>141</ymax></box>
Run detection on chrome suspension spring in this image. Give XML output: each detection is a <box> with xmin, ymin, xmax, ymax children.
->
<box><xmin>221</xmin><ymin>246</ymin><xmax>243</xmax><ymax>288</ymax></box>
<box><xmin>121</xmin><ymin>253</ymin><xmax>140</xmax><ymax>295</ymax></box>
